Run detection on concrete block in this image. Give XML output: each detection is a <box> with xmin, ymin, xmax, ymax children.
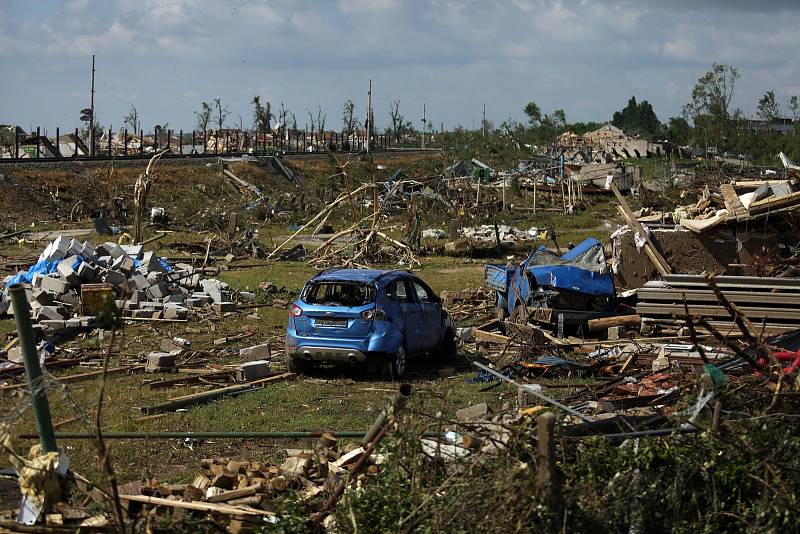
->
<box><xmin>102</xmin><ymin>242</ymin><xmax>125</xmax><ymax>259</ymax></box>
<box><xmin>65</xmin><ymin>318</ymin><xmax>82</xmax><ymax>329</ymax></box>
<box><xmin>129</xmin><ymin>309</ymin><xmax>155</xmax><ymax>318</ymax></box>
<box><xmin>96</xmin><ymin>256</ymin><xmax>112</xmax><ymax>267</ymax></box>
<box><xmin>120</xmin><ymin>244</ymin><xmax>143</xmax><ymax>259</ymax></box>
<box><xmin>31</xmin><ymin>273</ymin><xmax>45</xmax><ymax>288</ymax></box>
<box><xmin>130</xmin><ymin>273</ymin><xmax>149</xmax><ymax>290</ymax></box>
<box><xmin>236</xmin><ymin>360</ymin><xmax>270</xmax><ymax>381</ymax></box>
<box><xmin>146</xmin><ymin>283</ymin><xmax>170</xmax><ymax>300</ymax></box>
<box><xmin>77</xmin><ymin>261</ymin><xmax>97</xmax><ymax>281</ymax></box>
<box><xmin>162</xmin><ymin>294</ymin><xmax>185</xmax><ymax>304</ymax></box>
<box><xmin>59</xmin><ymin>290</ymin><xmax>81</xmax><ymax>307</ymax></box>
<box><xmin>36</xmin><ymin>306</ymin><xmax>65</xmax><ymax>321</ymax></box>
<box><xmin>32</xmin><ymin>289</ymin><xmax>56</xmax><ymax>306</ymax></box>
<box><xmin>146</xmin><ymin>272</ymin><xmax>164</xmax><ymax>285</ymax></box>
<box><xmin>456</xmin><ymin>403</ymin><xmax>490</xmax><ymax>422</ymax></box>
<box><xmin>39</xmin><ymin>276</ymin><xmax>69</xmax><ymax>295</ymax></box>
<box><xmin>145</xmin><ymin>352</ymin><xmax>175</xmax><ymax>372</ymax></box>
<box><xmin>212</xmin><ymin>302</ymin><xmax>236</xmax><ymax>313</ymax></box>
<box><xmin>239</xmin><ymin>343</ymin><xmax>271</xmax><ymax>360</ymax></box>
<box><xmin>190</xmin><ymin>293</ymin><xmax>213</xmax><ymax>305</ymax></box>
<box><xmin>40</xmin><ymin>320</ymin><xmax>67</xmax><ymax>332</ymax></box>
<box><xmin>163</xmin><ymin>305</ymin><xmax>188</xmax><ymax>320</ymax></box>
<box><xmin>184</xmin><ymin>297</ymin><xmax>204</xmax><ymax>308</ymax></box>
<box><xmin>239</xmin><ymin>291</ymin><xmax>256</xmax><ymax>302</ymax></box>
<box><xmin>102</xmin><ymin>269</ymin><xmax>127</xmax><ymax>287</ymax></box>
<box><xmin>112</xmin><ymin>254</ymin><xmax>135</xmax><ymax>275</ymax></box>
<box><xmin>139</xmin><ymin>301</ymin><xmax>164</xmax><ymax>309</ymax></box>
<box><xmin>56</xmin><ymin>255</ymin><xmax>80</xmax><ymax>285</ymax></box>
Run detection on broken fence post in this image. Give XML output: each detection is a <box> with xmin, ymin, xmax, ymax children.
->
<box><xmin>9</xmin><ymin>284</ymin><xmax>58</xmax><ymax>454</ymax></box>
<box><xmin>536</xmin><ymin>412</ymin><xmax>563</xmax><ymax>519</ymax></box>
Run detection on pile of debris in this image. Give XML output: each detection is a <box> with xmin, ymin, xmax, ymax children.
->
<box><xmin>1</xmin><ymin>235</ymin><xmax>238</xmax><ymax>333</ymax></box>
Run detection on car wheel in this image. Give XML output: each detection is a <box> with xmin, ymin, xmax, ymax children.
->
<box><xmin>287</xmin><ymin>357</ymin><xmax>310</xmax><ymax>375</ymax></box>
<box><xmin>387</xmin><ymin>346</ymin><xmax>406</xmax><ymax>380</ymax></box>
<box><xmin>435</xmin><ymin>328</ymin><xmax>457</xmax><ymax>362</ymax></box>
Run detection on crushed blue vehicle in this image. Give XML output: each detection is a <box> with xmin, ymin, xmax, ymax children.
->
<box><xmin>286</xmin><ymin>268</ymin><xmax>455</xmax><ymax>378</ymax></box>
<box><xmin>485</xmin><ymin>238</ymin><xmax>617</xmax><ymax>337</ymax></box>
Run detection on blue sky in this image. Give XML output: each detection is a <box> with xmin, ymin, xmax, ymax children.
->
<box><xmin>1</xmin><ymin>0</ymin><xmax>799</xmax><ymax>133</ymax></box>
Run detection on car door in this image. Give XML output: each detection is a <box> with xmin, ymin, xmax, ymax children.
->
<box><xmin>391</xmin><ymin>277</ymin><xmax>424</xmax><ymax>352</ymax></box>
<box><xmin>410</xmin><ymin>278</ymin><xmax>443</xmax><ymax>350</ymax></box>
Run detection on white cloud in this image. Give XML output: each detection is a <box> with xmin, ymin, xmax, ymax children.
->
<box><xmin>239</xmin><ymin>3</ymin><xmax>284</xmax><ymax>27</ymax></box>
<box><xmin>66</xmin><ymin>0</ymin><xmax>92</xmax><ymax>13</ymax></box>
<box><xmin>42</xmin><ymin>20</ymin><xmax>137</xmax><ymax>57</ymax></box>
<box><xmin>337</xmin><ymin>0</ymin><xmax>399</xmax><ymax>14</ymax></box>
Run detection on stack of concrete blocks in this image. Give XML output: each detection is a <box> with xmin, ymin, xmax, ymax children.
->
<box><xmin>1</xmin><ymin>236</ymin><xmax>243</xmax><ymax>332</ymax></box>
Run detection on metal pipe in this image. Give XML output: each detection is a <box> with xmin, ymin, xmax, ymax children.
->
<box><xmin>140</xmin><ymin>372</ymin><xmax>294</xmax><ymax>414</ymax></box>
<box><xmin>20</xmin><ymin>430</ymin><xmax>442</xmax><ymax>440</ymax></box>
<box><xmin>472</xmin><ymin>361</ymin><xmax>595</xmax><ymax>424</ymax></box>
<box><xmin>362</xmin><ymin>383</ymin><xmax>412</xmax><ymax>446</ymax></box>
<box><xmin>9</xmin><ymin>285</ymin><xmax>58</xmax><ymax>453</ymax></box>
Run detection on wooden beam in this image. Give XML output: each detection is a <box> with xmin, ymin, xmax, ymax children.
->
<box><xmin>119</xmin><ymin>494</ymin><xmax>275</xmax><ymax>517</ymax></box>
<box><xmin>587</xmin><ymin>314</ymin><xmax>641</xmax><ymax>332</ymax></box>
<box><xmin>611</xmin><ymin>184</ymin><xmax>672</xmax><ymax>276</ymax></box>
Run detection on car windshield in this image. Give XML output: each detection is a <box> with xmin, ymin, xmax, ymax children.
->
<box><xmin>303</xmin><ymin>281</ymin><xmax>376</xmax><ymax>307</ymax></box>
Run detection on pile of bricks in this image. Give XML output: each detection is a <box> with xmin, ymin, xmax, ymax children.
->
<box><xmin>1</xmin><ymin>235</ymin><xmax>239</xmax><ymax>332</ymax></box>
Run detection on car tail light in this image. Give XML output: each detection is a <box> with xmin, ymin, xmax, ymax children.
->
<box><xmin>361</xmin><ymin>308</ymin><xmax>386</xmax><ymax>320</ymax></box>
<box><xmin>289</xmin><ymin>304</ymin><xmax>303</xmax><ymax>317</ymax></box>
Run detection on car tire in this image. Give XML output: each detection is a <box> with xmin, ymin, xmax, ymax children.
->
<box><xmin>435</xmin><ymin>328</ymin><xmax>457</xmax><ymax>362</ymax></box>
<box><xmin>287</xmin><ymin>357</ymin><xmax>310</xmax><ymax>375</ymax></box>
<box><xmin>386</xmin><ymin>346</ymin><xmax>407</xmax><ymax>380</ymax></box>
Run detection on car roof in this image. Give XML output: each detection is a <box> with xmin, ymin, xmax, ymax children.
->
<box><xmin>311</xmin><ymin>268</ymin><xmax>412</xmax><ymax>283</ymax></box>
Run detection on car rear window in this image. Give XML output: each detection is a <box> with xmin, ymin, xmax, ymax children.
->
<box><xmin>303</xmin><ymin>281</ymin><xmax>376</xmax><ymax>307</ymax></box>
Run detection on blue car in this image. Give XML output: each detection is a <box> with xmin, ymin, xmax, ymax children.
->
<box><xmin>286</xmin><ymin>268</ymin><xmax>455</xmax><ymax>378</ymax></box>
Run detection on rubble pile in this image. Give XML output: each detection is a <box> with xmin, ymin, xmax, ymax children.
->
<box><xmin>1</xmin><ymin>235</ymin><xmax>238</xmax><ymax>333</ymax></box>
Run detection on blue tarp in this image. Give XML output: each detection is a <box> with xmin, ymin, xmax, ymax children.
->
<box><xmin>4</xmin><ymin>256</ymin><xmax>83</xmax><ymax>288</ymax></box>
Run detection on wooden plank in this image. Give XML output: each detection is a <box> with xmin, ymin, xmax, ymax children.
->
<box><xmin>473</xmin><ymin>326</ymin><xmax>511</xmax><ymax>344</ymax></box>
<box><xmin>119</xmin><ymin>494</ymin><xmax>275</xmax><ymax>517</ymax></box>
<box><xmin>720</xmin><ymin>184</ymin><xmax>748</xmax><ymax>220</ymax></box>
<box><xmin>749</xmin><ymin>190</ymin><xmax>800</xmax><ymax>214</ymax></box>
<box><xmin>615</xmin><ymin>205</ymin><xmax>672</xmax><ymax>276</ymax></box>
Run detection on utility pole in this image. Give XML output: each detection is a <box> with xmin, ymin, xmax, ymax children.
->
<box><xmin>366</xmin><ymin>79</ymin><xmax>372</xmax><ymax>155</ymax></box>
<box><xmin>482</xmin><ymin>103</ymin><xmax>486</xmax><ymax>138</ymax></box>
<box><xmin>421</xmin><ymin>103</ymin><xmax>427</xmax><ymax>150</ymax></box>
<box><xmin>89</xmin><ymin>54</ymin><xmax>96</xmax><ymax>157</ymax></box>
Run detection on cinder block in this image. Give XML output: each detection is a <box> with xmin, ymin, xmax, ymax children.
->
<box><xmin>146</xmin><ymin>272</ymin><xmax>164</xmax><ymax>285</ymax></box>
<box><xmin>36</xmin><ymin>306</ymin><xmax>65</xmax><ymax>321</ymax></box>
<box><xmin>65</xmin><ymin>318</ymin><xmax>82</xmax><ymax>329</ymax></box>
<box><xmin>32</xmin><ymin>289</ymin><xmax>55</xmax><ymax>306</ymax></box>
<box><xmin>56</xmin><ymin>255</ymin><xmax>80</xmax><ymax>285</ymax></box>
<box><xmin>102</xmin><ymin>242</ymin><xmax>125</xmax><ymax>259</ymax></box>
<box><xmin>162</xmin><ymin>294</ymin><xmax>185</xmax><ymax>304</ymax></box>
<box><xmin>112</xmin><ymin>254</ymin><xmax>135</xmax><ymax>275</ymax></box>
<box><xmin>59</xmin><ymin>290</ymin><xmax>81</xmax><ymax>307</ymax></box>
<box><xmin>102</xmin><ymin>269</ymin><xmax>127</xmax><ymax>287</ymax></box>
<box><xmin>163</xmin><ymin>305</ymin><xmax>188</xmax><ymax>320</ymax></box>
<box><xmin>190</xmin><ymin>293</ymin><xmax>213</xmax><ymax>305</ymax></box>
<box><xmin>239</xmin><ymin>343</ymin><xmax>271</xmax><ymax>360</ymax></box>
<box><xmin>76</xmin><ymin>261</ymin><xmax>97</xmax><ymax>281</ymax></box>
<box><xmin>40</xmin><ymin>320</ymin><xmax>67</xmax><ymax>331</ymax></box>
<box><xmin>40</xmin><ymin>276</ymin><xmax>69</xmax><ymax>295</ymax></box>
<box><xmin>184</xmin><ymin>297</ymin><xmax>204</xmax><ymax>308</ymax></box>
<box><xmin>236</xmin><ymin>360</ymin><xmax>270</xmax><ymax>381</ymax></box>
<box><xmin>146</xmin><ymin>283</ymin><xmax>170</xmax><ymax>300</ymax></box>
<box><xmin>239</xmin><ymin>291</ymin><xmax>256</xmax><ymax>301</ymax></box>
<box><xmin>145</xmin><ymin>352</ymin><xmax>175</xmax><ymax>372</ymax></box>
<box><xmin>212</xmin><ymin>302</ymin><xmax>236</xmax><ymax>313</ymax></box>
<box><xmin>120</xmin><ymin>244</ymin><xmax>143</xmax><ymax>259</ymax></box>
<box><xmin>130</xmin><ymin>273</ymin><xmax>150</xmax><ymax>290</ymax></box>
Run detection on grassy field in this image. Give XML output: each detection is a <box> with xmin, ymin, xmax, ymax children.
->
<box><xmin>0</xmin><ymin>151</ymin><xmax>623</xmax><ymax>487</ymax></box>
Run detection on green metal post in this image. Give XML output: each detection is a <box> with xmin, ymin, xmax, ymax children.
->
<box><xmin>9</xmin><ymin>285</ymin><xmax>58</xmax><ymax>453</ymax></box>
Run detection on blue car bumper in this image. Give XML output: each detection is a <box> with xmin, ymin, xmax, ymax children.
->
<box><xmin>286</xmin><ymin>320</ymin><xmax>403</xmax><ymax>364</ymax></box>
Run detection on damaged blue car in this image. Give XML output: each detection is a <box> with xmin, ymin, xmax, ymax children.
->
<box><xmin>286</xmin><ymin>268</ymin><xmax>455</xmax><ymax>378</ymax></box>
<box><xmin>485</xmin><ymin>238</ymin><xmax>617</xmax><ymax>337</ymax></box>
